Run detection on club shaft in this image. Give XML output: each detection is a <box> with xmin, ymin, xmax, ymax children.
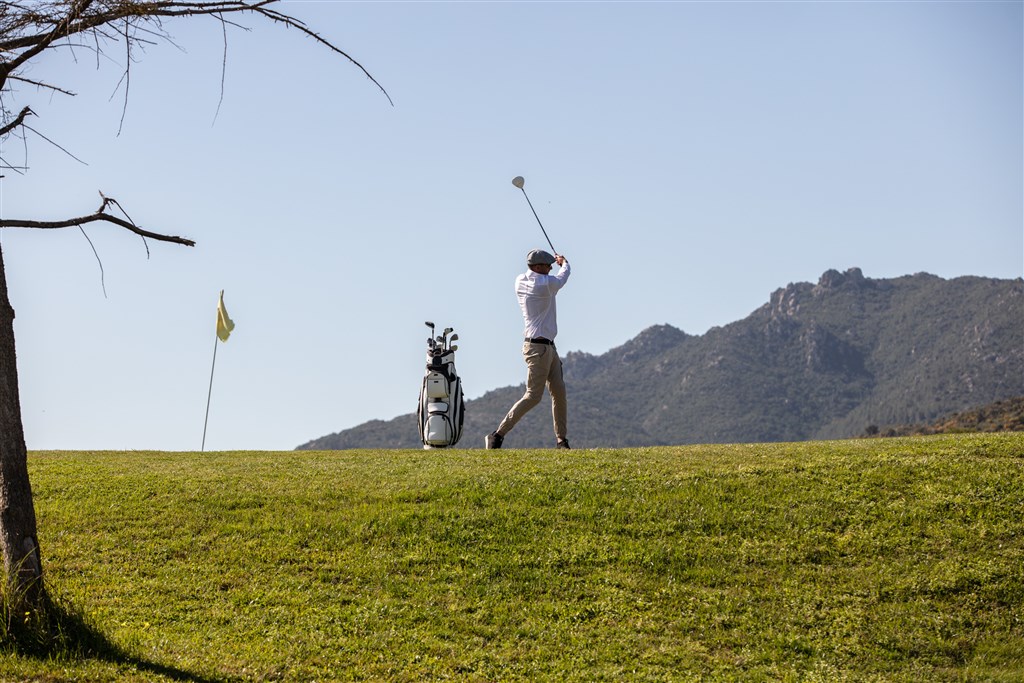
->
<box><xmin>519</xmin><ymin>188</ymin><xmax>556</xmax><ymax>254</ymax></box>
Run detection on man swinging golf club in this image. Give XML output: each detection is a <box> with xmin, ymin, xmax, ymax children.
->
<box><xmin>485</xmin><ymin>248</ymin><xmax>571</xmax><ymax>449</ymax></box>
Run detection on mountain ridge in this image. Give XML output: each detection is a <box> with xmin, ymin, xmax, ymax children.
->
<box><xmin>298</xmin><ymin>268</ymin><xmax>1023</xmax><ymax>450</ymax></box>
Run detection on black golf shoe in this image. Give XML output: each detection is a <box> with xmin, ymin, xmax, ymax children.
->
<box><xmin>485</xmin><ymin>431</ymin><xmax>504</xmax><ymax>449</ymax></box>
<box><xmin>556</xmin><ymin>438</ymin><xmax>570</xmax><ymax>449</ymax></box>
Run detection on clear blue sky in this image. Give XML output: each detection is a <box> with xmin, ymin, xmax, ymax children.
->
<box><xmin>1</xmin><ymin>1</ymin><xmax>1021</xmax><ymax>451</ymax></box>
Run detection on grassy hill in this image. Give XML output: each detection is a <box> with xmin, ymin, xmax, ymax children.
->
<box><xmin>3</xmin><ymin>434</ymin><xmax>1022</xmax><ymax>681</ymax></box>
<box><xmin>866</xmin><ymin>395</ymin><xmax>1024</xmax><ymax>437</ymax></box>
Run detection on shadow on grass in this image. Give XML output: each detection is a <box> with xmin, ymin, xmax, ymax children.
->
<box><xmin>2</xmin><ymin>586</ymin><xmax>224</xmax><ymax>683</ymax></box>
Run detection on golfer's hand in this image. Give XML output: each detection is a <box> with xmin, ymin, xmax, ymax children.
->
<box><xmin>555</xmin><ymin>254</ymin><xmax>566</xmax><ymax>266</ymax></box>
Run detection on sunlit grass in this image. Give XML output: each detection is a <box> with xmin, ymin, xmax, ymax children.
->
<box><xmin>1</xmin><ymin>433</ymin><xmax>1021</xmax><ymax>681</ymax></box>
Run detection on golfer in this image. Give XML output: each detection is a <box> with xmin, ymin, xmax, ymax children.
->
<box><xmin>486</xmin><ymin>249</ymin><xmax>571</xmax><ymax>449</ymax></box>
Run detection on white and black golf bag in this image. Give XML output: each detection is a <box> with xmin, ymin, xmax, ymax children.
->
<box><xmin>418</xmin><ymin>322</ymin><xmax>465</xmax><ymax>448</ymax></box>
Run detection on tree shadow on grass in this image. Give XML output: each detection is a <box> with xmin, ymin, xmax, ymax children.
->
<box><xmin>3</xmin><ymin>587</ymin><xmax>225</xmax><ymax>683</ymax></box>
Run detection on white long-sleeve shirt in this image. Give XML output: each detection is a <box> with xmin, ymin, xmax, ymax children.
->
<box><xmin>515</xmin><ymin>260</ymin><xmax>571</xmax><ymax>341</ymax></box>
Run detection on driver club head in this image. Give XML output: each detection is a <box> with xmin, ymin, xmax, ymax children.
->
<box><xmin>511</xmin><ymin>175</ymin><xmax>557</xmax><ymax>254</ymax></box>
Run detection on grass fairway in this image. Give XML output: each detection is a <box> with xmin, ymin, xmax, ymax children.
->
<box><xmin>1</xmin><ymin>434</ymin><xmax>1022</xmax><ymax>681</ymax></box>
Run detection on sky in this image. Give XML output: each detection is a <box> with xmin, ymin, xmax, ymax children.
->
<box><xmin>1</xmin><ymin>0</ymin><xmax>1021</xmax><ymax>451</ymax></box>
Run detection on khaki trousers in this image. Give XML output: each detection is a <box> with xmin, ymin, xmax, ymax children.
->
<box><xmin>497</xmin><ymin>341</ymin><xmax>567</xmax><ymax>440</ymax></box>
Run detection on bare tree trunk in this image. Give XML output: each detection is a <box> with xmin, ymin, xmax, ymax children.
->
<box><xmin>0</xmin><ymin>242</ymin><xmax>43</xmax><ymax>605</ymax></box>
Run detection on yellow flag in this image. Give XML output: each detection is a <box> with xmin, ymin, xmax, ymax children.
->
<box><xmin>216</xmin><ymin>290</ymin><xmax>235</xmax><ymax>342</ymax></box>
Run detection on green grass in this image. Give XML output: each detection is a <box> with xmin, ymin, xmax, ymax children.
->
<box><xmin>2</xmin><ymin>434</ymin><xmax>1022</xmax><ymax>681</ymax></box>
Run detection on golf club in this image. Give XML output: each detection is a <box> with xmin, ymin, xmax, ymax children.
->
<box><xmin>425</xmin><ymin>321</ymin><xmax>436</xmax><ymax>349</ymax></box>
<box><xmin>511</xmin><ymin>175</ymin><xmax>557</xmax><ymax>255</ymax></box>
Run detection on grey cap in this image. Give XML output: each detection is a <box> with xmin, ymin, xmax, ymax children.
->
<box><xmin>527</xmin><ymin>249</ymin><xmax>556</xmax><ymax>266</ymax></box>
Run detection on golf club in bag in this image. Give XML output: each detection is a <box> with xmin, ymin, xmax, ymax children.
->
<box><xmin>417</xmin><ymin>321</ymin><xmax>465</xmax><ymax>448</ymax></box>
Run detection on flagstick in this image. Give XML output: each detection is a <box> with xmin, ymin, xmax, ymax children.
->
<box><xmin>201</xmin><ymin>332</ymin><xmax>220</xmax><ymax>452</ymax></box>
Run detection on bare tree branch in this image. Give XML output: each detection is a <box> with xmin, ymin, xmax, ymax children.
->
<box><xmin>0</xmin><ymin>0</ymin><xmax>393</xmax><ymax>105</ymax></box>
<box><xmin>116</xmin><ymin>14</ymin><xmax>129</xmax><ymax>134</ymax></box>
<box><xmin>99</xmin><ymin>191</ymin><xmax>150</xmax><ymax>256</ymax></box>
<box><xmin>0</xmin><ymin>195</ymin><xmax>195</xmax><ymax>247</ymax></box>
<box><xmin>77</xmin><ymin>224</ymin><xmax>108</xmax><ymax>297</ymax></box>
<box><xmin>212</xmin><ymin>10</ymin><xmax>227</xmax><ymax>124</ymax></box>
<box><xmin>5</xmin><ymin>75</ymin><xmax>76</xmax><ymax>97</ymax></box>
<box><xmin>0</xmin><ymin>0</ymin><xmax>93</xmax><ymax>82</ymax></box>
<box><xmin>0</xmin><ymin>106</ymin><xmax>33</xmax><ymax>139</ymax></box>
<box><xmin>0</xmin><ymin>159</ymin><xmax>28</xmax><ymax>174</ymax></box>
<box><xmin>22</xmin><ymin>123</ymin><xmax>88</xmax><ymax>164</ymax></box>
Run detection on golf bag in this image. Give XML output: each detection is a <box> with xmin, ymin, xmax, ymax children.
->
<box><xmin>418</xmin><ymin>323</ymin><xmax>465</xmax><ymax>448</ymax></box>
